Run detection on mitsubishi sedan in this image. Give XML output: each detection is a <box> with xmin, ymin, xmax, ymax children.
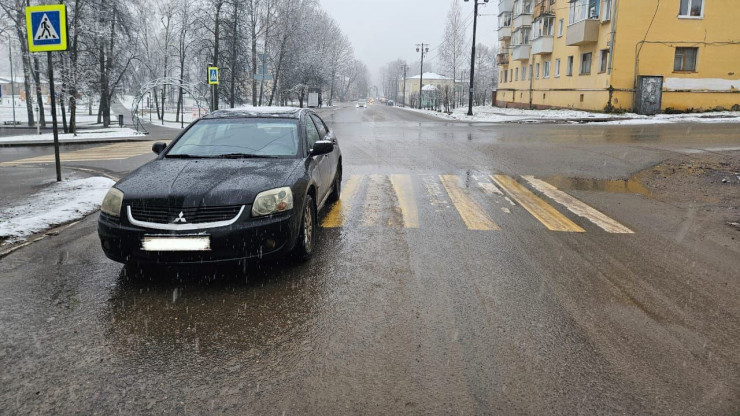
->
<box><xmin>97</xmin><ymin>107</ymin><xmax>342</xmax><ymax>264</ymax></box>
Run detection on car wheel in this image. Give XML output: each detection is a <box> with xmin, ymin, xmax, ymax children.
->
<box><xmin>293</xmin><ymin>194</ymin><xmax>316</xmax><ymax>261</ymax></box>
<box><xmin>327</xmin><ymin>164</ymin><xmax>342</xmax><ymax>203</ymax></box>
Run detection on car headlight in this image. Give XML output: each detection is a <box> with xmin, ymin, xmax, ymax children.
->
<box><xmin>101</xmin><ymin>187</ymin><xmax>124</xmax><ymax>217</ymax></box>
<box><xmin>252</xmin><ymin>187</ymin><xmax>293</xmax><ymax>217</ymax></box>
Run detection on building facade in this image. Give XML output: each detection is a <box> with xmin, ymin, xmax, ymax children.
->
<box><xmin>398</xmin><ymin>72</ymin><xmax>463</xmax><ymax>108</ymax></box>
<box><xmin>496</xmin><ymin>0</ymin><xmax>740</xmax><ymax>113</ymax></box>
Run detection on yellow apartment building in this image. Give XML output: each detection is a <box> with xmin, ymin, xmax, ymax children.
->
<box><xmin>495</xmin><ymin>0</ymin><xmax>740</xmax><ymax>114</ymax></box>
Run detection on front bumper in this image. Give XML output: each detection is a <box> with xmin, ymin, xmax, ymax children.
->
<box><xmin>98</xmin><ymin>210</ymin><xmax>299</xmax><ymax>264</ymax></box>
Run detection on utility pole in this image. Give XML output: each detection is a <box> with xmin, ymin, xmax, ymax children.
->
<box><xmin>415</xmin><ymin>43</ymin><xmax>429</xmax><ymax>109</ymax></box>
<box><xmin>464</xmin><ymin>0</ymin><xmax>489</xmax><ymax>116</ymax></box>
<box><xmin>400</xmin><ymin>64</ymin><xmax>408</xmax><ymax>107</ymax></box>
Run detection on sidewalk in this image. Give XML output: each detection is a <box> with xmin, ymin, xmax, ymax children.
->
<box><xmin>398</xmin><ymin>105</ymin><xmax>740</xmax><ymax>125</ymax></box>
<box><xmin>0</xmin><ymin>165</ymin><xmax>115</xmax><ymax>253</ymax></box>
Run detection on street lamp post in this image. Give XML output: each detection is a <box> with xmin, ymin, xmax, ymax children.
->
<box><xmin>415</xmin><ymin>43</ymin><xmax>429</xmax><ymax>109</ymax></box>
<box><xmin>464</xmin><ymin>0</ymin><xmax>488</xmax><ymax>116</ymax></box>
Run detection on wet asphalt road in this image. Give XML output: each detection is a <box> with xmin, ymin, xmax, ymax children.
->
<box><xmin>1</xmin><ymin>104</ymin><xmax>739</xmax><ymax>415</ymax></box>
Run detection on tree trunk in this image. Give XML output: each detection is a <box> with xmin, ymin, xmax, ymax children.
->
<box><xmin>32</xmin><ymin>56</ymin><xmax>46</xmax><ymax>127</ymax></box>
<box><xmin>250</xmin><ymin>1</ymin><xmax>257</xmax><ymax>106</ymax></box>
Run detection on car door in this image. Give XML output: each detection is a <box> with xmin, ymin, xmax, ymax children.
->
<box><xmin>311</xmin><ymin>114</ymin><xmax>337</xmax><ymax>181</ymax></box>
<box><xmin>304</xmin><ymin>115</ymin><xmax>332</xmax><ymax>203</ymax></box>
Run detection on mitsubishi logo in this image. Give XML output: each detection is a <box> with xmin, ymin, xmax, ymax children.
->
<box><xmin>173</xmin><ymin>211</ymin><xmax>187</xmax><ymax>223</ymax></box>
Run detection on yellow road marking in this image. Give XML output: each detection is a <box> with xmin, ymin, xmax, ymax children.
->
<box><xmin>390</xmin><ymin>174</ymin><xmax>419</xmax><ymax>228</ymax></box>
<box><xmin>522</xmin><ymin>176</ymin><xmax>633</xmax><ymax>234</ymax></box>
<box><xmin>321</xmin><ymin>175</ymin><xmax>363</xmax><ymax>228</ymax></box>
<box><xmin>439</xmin><ymin>175</ymin><xmax>499</xmax><ymax>231</ymax></box>
<box><xmin>0</xmin><ymin>141</ymin><xmax>163</xmax><ymax>165</ymax></box>
<box><xmin>492</xmin><ymin>175</ymin><xmax>585</xmax><ymax>232</ymax></box>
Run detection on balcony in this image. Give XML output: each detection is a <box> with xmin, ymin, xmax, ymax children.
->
<box><xmin>512</xmin><ymin>45</ymin><xmax>531</xmax><ymax>61</ymax></box>
<box><xmin>531</xmin><ymin>36</ymin><xmax>553</xmax><ymax>55</ymax></box>
<box><xmin>513</xmin><ymin>13</ymin><xmax>532</xmax><ymax>28</ymax></box>
<box><xmin>498</xmin><ymin>26</ymin><xmax>512</xmax><ymax>40</ymax></box>
<box><xmin>566</xmin><ymin>19</ymin><xmax>599</xmax><ymax>46</ymax></box>
<box><xmin>533</xmin><ymin>0</ymin><xmax>555</xmax><ymax>20</ymax></box>
<box><xmin>496</xmin><ymin>53</ymin><xmax>510</xmax><ymax>66</ymax></box>
<box><xmin>499</xmin><ymin>0</ymin><xmax>513</xmax><ymax>13</ymax></box>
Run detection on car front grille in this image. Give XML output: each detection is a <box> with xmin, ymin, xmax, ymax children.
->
<box><xmin>128</xmin><ymin>204</ymin><xmax>244</xmax><ymax>224</ymax></box>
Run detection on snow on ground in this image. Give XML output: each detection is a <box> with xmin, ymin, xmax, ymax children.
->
<box><xmin>399</xmin><ymin>105</ymin><xmax>740</xmax><ymax>125</ymax></box>
<box><xmin>0</xmin><ymin>177</ymin><xmax>115</xmax><ymax>245</ymax></box>
<box><xmin>0</xmin><ymin>104</ymin><xmax>113</xmax><ymax>126</ymax></box>
<box><xmin>0</xmin><ymin>127</ymin><xmax>144</xmax><ymax>143</ymax></box>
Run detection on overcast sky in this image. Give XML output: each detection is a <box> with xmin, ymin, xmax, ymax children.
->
<box><xmin>318</xmin><ymin>0</ymin><xmax>498</xmax><ymax>85</ymax></box>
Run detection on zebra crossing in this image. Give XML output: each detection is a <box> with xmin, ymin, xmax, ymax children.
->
<box><xmin>321</xmin><ymin>173</ymin><xmax>634</xmax><ymax>234</ymax></box>
<box><xmin>0</xmin><ymin>141</ymin><xmax>166</xmax><ymax>166</ymax></box>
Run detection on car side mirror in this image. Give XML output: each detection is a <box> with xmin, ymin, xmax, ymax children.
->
<box><xmin>311</xmin><ymin>140</ymin><xmax>333</xmax><ymax>156</ymax></box>
<box><xmin>152</xmin><ymin>142</ymin><xmax>167</xmax><ymax>155</ymax></box>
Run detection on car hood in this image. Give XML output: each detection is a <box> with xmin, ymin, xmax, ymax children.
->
<box><xmin>115</xmin><ymin>158</ymin><xmax>302</xmax><ymax>207</ymax></box>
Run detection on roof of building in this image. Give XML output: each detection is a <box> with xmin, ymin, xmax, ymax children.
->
<box><xmin>406</xmin><ymin>72</ymin><xmax>454</xmax><ymax>81</ymax></box>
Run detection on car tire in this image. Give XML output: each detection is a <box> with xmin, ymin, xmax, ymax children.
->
<box><xmin>327</xmin><ymin>164</ymin><xmax>342</xmax><ymax>203</ymax></box>
<box><xmin>292</xmin><ymin>194</ymin><xmax>316</xmax><ymax>261</ymax></box>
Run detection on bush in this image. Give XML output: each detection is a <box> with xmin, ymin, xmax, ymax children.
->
<box><xmin>731</xmin><ymin>104</ymin><xmax>740</xmax><ymax>111</ymax></box>
<box><xmin>663</xmin><ymin>107</ymin><xmax>683</xmax><ymax>114</ymax></box>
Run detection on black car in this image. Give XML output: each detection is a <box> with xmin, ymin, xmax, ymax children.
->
<box><xmin>98</xmin><ymin>107</ymin><xmax>342</xmax><ymax>264</ymax></box>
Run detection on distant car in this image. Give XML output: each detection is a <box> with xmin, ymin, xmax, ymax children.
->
<box><xmin>98</xmin><ymin>107</ymin><xmax>342</xmax><ymax>265</ymax></box>
<box><xmin>387</xmin><ymin>100</ymin><xmax>394</xmax><ymax>106</ymax></box>
<box><xmin>356</xmin><ymin>100</ymin><xmax>367</xmax><ymax>108</ymax></box>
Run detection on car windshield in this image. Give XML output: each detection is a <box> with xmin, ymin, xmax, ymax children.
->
<box><xmin>166</xmin><ymin>118</ymin><xmax>299</xmax><ymax>158</ymax></box>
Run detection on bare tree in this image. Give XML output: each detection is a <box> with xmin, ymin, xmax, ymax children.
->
<box><xmin>439</xmin><ymin>0</ymin><xmax>467</xmax><ymax>108</ymax></box>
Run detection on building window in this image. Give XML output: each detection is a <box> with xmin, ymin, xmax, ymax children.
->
<box><xmin>499</xmin><ymin>13</ymin><xmax>512</xmax><ymax>28</ymax></box>
<box><xmin>679</xmin><ymin>0</ymin><xmax>703</xmax><ymax>17</ymax></box>
<box><xmin>566</xmin><ymin>56</ymin><xmax>574</xmax><ymax>76</ymax></box>
<box><xmin>503</xmin><ymin>70</ymin><xmax>508</xmax><ymax>83</ymax></box>
<box><xmin>558</xmin><ymin>19</ymin><xmax>564</xmax><ymax>37</ymax></box>
<box><xmin>529</xmin><ymin>64</ymin><xmax>533</xmax><ymax>80</ymax></box>
<box><xmin>511</xmin><ymin>69</ymin><xmax>514</xmax><ymax>81</ymax></box>
<box><xmin>555</xmin><ymin>59</ymin><xmax>561</xmax><ymax>77</ymax></box>
<box><xmin>543</xmin><ymin>61</ymin><xmax>551</xmax><ymax>78</ymax></box>
<box><xmin>514</xmin><ymin>0</ymin><xmax>533</xmax><ymax>16</ymax></box>
<box><xmin>569</xmin><ymin>0</ymin><xmax>600</xmax><ymax>24</ymax></box>
<box><xmin>674</xmin><ymin>47</ymin><xmax>698</xmax><ymax>71</ymax></box>
<box><xmin>601</xmin><ymin>0</ymin><xmax>612</xmax><ymax>21</ymax></box>
<box><xmin>536</xmin><ymin>63</ymin><xmax>540</xmax><ymax>79</ymax></box>
<box><xmin>599</xmin><ymin>49</ymin><xmax>609</xmax><ymax>73</ymax></box>
<box><xmin>516</xmin><ymin>67</ymin><xmax>519</xmax><ymax>81</ymax></box>
<box><xmin>580</xmin><ymin>52</ymin><xmax>592</xmax><ymax>75</ymax></box>
<box><xmin>522</xmin><ymin>65</ymin><xmax>527</xmax><ymax>80</ymax></box>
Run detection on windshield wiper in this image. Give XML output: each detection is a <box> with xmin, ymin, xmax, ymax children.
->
<box><xmin>166</xmin><ymin>154</ymin><xmax>199</xmax><ymax>159</ymax></box>
<box><xmin>216</xmin><ymin>153</ymin><xmax>279</xmax><ymax>159</ymax></box>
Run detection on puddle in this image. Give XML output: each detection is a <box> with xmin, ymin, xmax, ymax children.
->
<box><xmin>541</xmin><ymin>176</ymin><xmax>651</xmax><ymax>196</ymax></box>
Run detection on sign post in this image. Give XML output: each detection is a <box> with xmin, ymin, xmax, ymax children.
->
<box><xmin>207</xmin><ymin>66</ymin><xmax>219</xmax><ymax>112</ymax></box>
<box><xmin>26</xmin><ymin>4</ymin><xmax>67</xmax><ymax>182</ymax></box>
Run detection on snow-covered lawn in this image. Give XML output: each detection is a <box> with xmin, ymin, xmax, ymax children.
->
<box><xmin>0</xmin><ymin>127</ymin><xmax>144</xmax><ymax>144</ymax></box>
<box><xmin>0</xmin><ymin>177</ymin><xmax>115</xmax><ymax>245</ymax></box>
<box><xmin>0</xmin><ymin>104</ymin><xmax>114</xmax><ymax>126</ymax></box>
<box><xmin>399</xmin><ymin>105</ymin><xmax>740</xmax><ymax>125</ymax></box>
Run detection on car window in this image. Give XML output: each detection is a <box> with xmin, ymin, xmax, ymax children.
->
<box><xmin>310</xmin><ymin>114</ymin><xmax>328</xmax><ymax>138</ymax></box>
<box><xmin>167</xmin><ymin>118</ymin><xmax>299</xmax><ymax>158</ymax></box>
<box><xmin>305</xmin><ymin>116</ymin><xmax>321</xmax><ymax>150</ymax></box>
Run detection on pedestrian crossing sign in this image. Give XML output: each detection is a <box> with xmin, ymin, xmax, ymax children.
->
<box><xmin>25</xmin><ymin>4</ymin><xmax>67</xmax><ymax>52</ymax></box>
<box><xmin>208</xmin><ymin>67</ymin><xmax>219</xmax><ymax>85</ymax></box>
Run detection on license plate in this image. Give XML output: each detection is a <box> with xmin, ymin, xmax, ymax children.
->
<box><xmin>141</xmin><ymin>236</ymin><xmax>211</xmax><ymax>252</ymax></box>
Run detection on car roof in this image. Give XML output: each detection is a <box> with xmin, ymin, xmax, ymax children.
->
<box><xmin>203</xmin><ymin>106</ymin><xmax>307</xmax><ymax>120</ymax></box>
